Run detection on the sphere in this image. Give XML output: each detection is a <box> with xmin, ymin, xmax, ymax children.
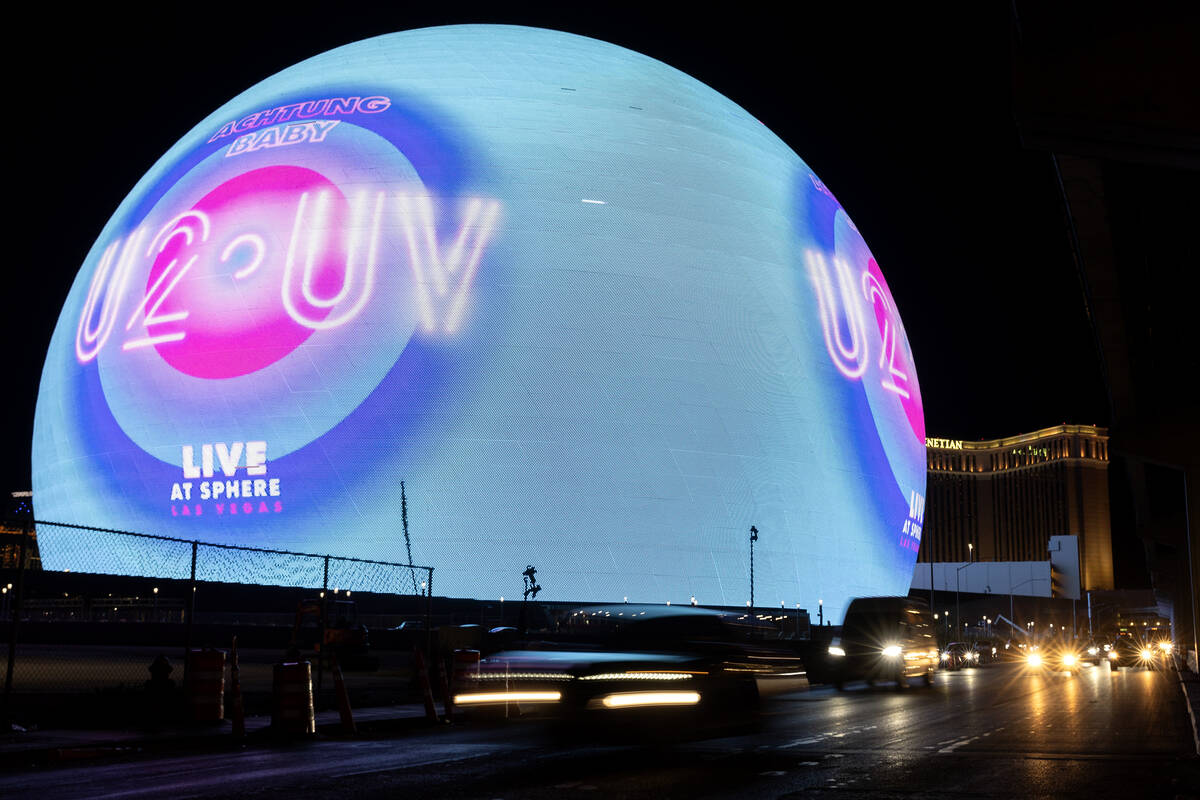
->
<box><xmin>33</xmin><ymin>25</ymin><xmax>925</xmax><ymax>621</ymax></box>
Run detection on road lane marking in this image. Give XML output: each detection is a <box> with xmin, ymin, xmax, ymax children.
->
<box><xmin>939</xmin><ymin>736</ymin><xmax>980</xmax><ymax>753</ymax></box>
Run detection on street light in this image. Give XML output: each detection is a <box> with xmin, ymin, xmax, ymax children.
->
<box><xmin>749</xmin><ymin>525</ymin><xmax>758</xmax><ymax>610</ymax></box>
<box><xmin>956</xmin><ymin>560</ymin><xmax>973</xmax><ymax>640</ymax></box>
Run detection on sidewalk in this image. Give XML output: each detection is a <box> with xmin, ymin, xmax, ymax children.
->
<box><xmin>1178</xmin><ymin>660</ymin><xmax>1200</xmax><ymax>758</ymax></box>
<box><xmin>0</xmin><ymin>702</ymin><xmax>435</xmax><ymax>769</ymax></box>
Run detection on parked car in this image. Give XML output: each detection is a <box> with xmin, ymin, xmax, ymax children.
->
<box><xmin>827</xmin><ymin>597</ymin><xmax>938</xmax><ymax>689</ymax></box>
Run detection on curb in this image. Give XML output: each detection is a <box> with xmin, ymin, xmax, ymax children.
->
<box><xmin>1178</xmin><ymin>668</ymin><xmax>1200</xmax><ymax>759</ymax></box>
<box><xmin>0</xmin><ymin>710</ymin><xmax>436</xmax><ymax>770</ymax></box>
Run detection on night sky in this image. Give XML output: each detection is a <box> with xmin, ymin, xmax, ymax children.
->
<box><xmin>7</xmin><ymin>8</ymin><xmax>1111</xmax><ymax>503</ymax></box>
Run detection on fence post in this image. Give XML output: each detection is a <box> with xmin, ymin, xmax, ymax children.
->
<box><xmin>425</xmin><ymin>568</ymin><xmax>434</xmax><ymax>665</ymax></box>
<box><xmin>2</xmin><ymin>524</ymin><xmax>29</xmax><ymax>724</ymax></box>
<box><xmin>184</xmin><ymin>540</ymin><xmax>198</xmax><ymax>685</ymax></box>
<box><xmin>318</xmin><ymin>556</ymin><xmax>329</xmax><ymax>696</ymax></box>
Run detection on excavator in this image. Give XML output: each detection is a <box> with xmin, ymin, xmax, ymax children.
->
<box><xmin>289</xmin><ymin>597</ymin><xmax>379</xmax><ymax>670</ymax></box>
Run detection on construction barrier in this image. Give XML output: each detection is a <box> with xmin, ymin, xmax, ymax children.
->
<box><xmin>272</xmin><ymin>661</ymin><xmax>316</xmax><ymax>735</ymax></box>
<box><xmin>187</xmin><ymin>649</ymin><xmax>226</xmax><ymax>722</ymax></box>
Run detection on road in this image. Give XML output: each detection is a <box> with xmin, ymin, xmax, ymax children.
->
<box><xmin>2</xmin><ymin>661</ymin><xmax>1196</xmax><ymax>798</ymax></box>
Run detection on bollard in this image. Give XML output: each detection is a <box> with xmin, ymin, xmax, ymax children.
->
<box><xmin>272</xmin><ymin>661</ymin><xmax>316</xmax><ymax>736</ymax></box>
<box><xmin>187</xmin><ymin>649</ymin><xmax>226</xmax><ymax>722</ymax></box>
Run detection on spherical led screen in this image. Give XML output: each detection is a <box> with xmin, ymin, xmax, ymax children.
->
<box><xmin>33</xmin><ymin>25</ymin><xmax>924</xmax><ymax>621</ymax></box>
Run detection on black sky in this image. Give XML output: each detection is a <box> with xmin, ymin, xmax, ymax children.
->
<box><xmin>7</xmin><ymin>5</ymin><xmax>1113</xmax><ymax>496</ymax></box>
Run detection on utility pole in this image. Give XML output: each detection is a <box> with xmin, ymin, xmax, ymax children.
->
<box><xmin>749</xmin><ymin>526</ymin><xmax>758</xmax><ymax>610</ymax></box>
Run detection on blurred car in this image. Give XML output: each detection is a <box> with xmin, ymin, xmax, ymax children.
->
<box><xmin>827</xmin><ymin>597</ymin><xmax>938</xmax><ymax>689</ymax></box>
<box><xmin>1080</xmin><ymin>640</ymin><xmax>1103</xmax><ymax>666</ymax></box>
<box><xmin>940</xmin><ymin>642</ymin><xmax>979</xmax><ymax>670</ymax></box>
<box><xmin>453</xmin><ymin>605</ymin><xmax>805</xmax><ymax>733</ymax></box>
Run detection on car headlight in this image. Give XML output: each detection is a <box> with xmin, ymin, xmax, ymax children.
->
<box><xmin>1140</xmin><ymin>649</ymin><xmax>1153</xmax><ymax>660</ymax></box>
<box><xmin>941</xmin><ymin>651</ymin><xmax>950</xmax><ymax>660</ymax></box>
<box><xmin>1159</xmin><ymin>642</ymin><xmax>1173</xmax><ymax>654</ymax></box>
<box><xmin>1108</xmin><ymin>651</ymin><xmax>1118</xmax><ymax>660</ymax></box>
<box><xmin>1027</xmin><ymin>653</ymin><xmax>1042</xmax><ymax>667</ymax></box>
<box><xmin>827</xmin><ymin>645</ymin><xmax>846</xmax><ymax>657</ymax></box>
<box><xmin>1063</xmin><ymin>654</ymin><xmax>1077</xmax><ymax>666</ymax></box>
<box><xmin>881</xmin><ymin>645</ymin><xmax>902</xmax><ymax>658</ymax></box>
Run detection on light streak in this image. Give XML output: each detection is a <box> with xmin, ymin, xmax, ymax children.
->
<box><xmin>453</xmin><ymin>691</ymin><xmax>561</xmax><ymax>705</ymax></box>
<box><xmin>599</xmin><ymin>691</ymin><xmax>701</xmax><ymax>708</ymax></box>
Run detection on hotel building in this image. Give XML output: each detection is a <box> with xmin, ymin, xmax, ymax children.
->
<box><xmin>919</xmin><ymin>425</ymin><xmax>1114</xmax><ymax>591</ymax></box>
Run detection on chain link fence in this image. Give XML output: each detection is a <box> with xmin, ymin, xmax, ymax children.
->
<box><xmin>2</xmin><ymin>520</ymin><xmax>434</xmax><ymax>728</ymax></box>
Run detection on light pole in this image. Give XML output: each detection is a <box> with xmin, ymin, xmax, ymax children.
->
<box><xmin>749</xmin><ymin>526</ymin><xmax>758</xmax><ymax>610</ymax></box>
<box><xmin>956</xmin><ymin>561</ymin><xmax>972</xmax><ymax>640</ymax></box>
<box><xmin>1008</xmin><ymin>573</ymin><xmax>1049</xmax><ymax>631</ymax></box>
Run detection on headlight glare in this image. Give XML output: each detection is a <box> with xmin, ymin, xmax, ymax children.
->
<box><xmin>881</xmin><ymin>645</ymin><xmax>902</xmax><ymax>658</ymax></box>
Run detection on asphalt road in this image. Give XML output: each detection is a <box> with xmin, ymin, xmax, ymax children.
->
<box><xmin>2</xmin><ymin>661</ymin><xmax>1196</xmax><ymax>799</ymax></box>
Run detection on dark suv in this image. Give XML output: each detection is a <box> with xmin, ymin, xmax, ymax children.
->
<box><xmin>827</xmin><ymin>597</ymin><xmax>939</xmax><ymax>689</ymax></box>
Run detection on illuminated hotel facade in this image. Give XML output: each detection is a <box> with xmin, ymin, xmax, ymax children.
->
<box><xmin>918</xmin><ymin>425</ymin><xmax>1114</xmax><ymax>591</ymax></box>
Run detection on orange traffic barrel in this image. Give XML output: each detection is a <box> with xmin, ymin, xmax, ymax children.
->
<box><xmin>187</xmin><ymin>649</ymin><xmax>226</xmax><ymax>722</ymax></box>
<box><xmin>272</xmin><ymin>661</ymin><xmax>316</xmax><ymax>735</ymax></box>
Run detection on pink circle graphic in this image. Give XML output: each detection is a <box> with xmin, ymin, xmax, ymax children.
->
<box><xmin>147</xmin><ymin>166</ymin><xmax>345</xmax><ymax>378</ymax></box>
